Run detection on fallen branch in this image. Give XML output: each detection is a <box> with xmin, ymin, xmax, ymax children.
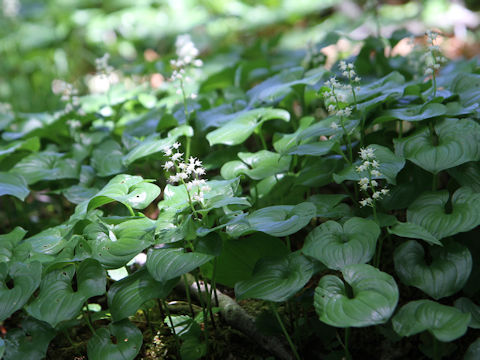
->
<box><xmin>177</xmin><ymin>274</ymin><xmax>294</xmax><ymax>360</ymax></box>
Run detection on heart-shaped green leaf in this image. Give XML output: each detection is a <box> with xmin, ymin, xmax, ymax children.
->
<box><xmin>234</xmin><ymin>202</ymin><xmax>316</xmax><ymax>237</ymax></box>
<box><xmin>159</xmin><ymin>178</ymin><xmax>247</xmax><ymax>213</ymax></box>
<box><xmin>407</xmin><ymin>187</ymin><xmax>480</xmax><ymax>239</ymax></box>
<box><xmin>302</xmin><ymin>217</ymin><xmax>380</xmax><ymax>270</ymax></box>
<box><xmin>392</xmin><ymin>300</ymin><xmax>470</xmax><ymax>342</ymax></box>
<box><xmin>235</xmin><ymin>252</ymin><xmax>314</xmax><ymax>302</ymax></box>
<box><xmin>108</xmin><ymin>268</ymin><xmax>177</xmax><ymax>321</ymax></box>
<box><xmin>287</xmin><ymin>141</ymin><xmax>337</xmax><ymax>157</ymax></box>
<box><xmin>86</xmin><ymin>174</ymin><xmax>160</xmax><ymax>211</ymax></box>
<box><xmin>122</xmin><ymin>125</ymin><xmax>193</xmax><ymax>165</ymax></box>
<box><xmin>0</xmin><ymin>261</ymin><xmax>42</xmax><ymax>321</ymax></box>
<box><xmin>87</xmin><ymin>319</ymin><xmax>142</xmax><ymax>360</ymax></box>
<box><xmin>394</xmin><ymin>118</ymin><xmax>480</xmax><ymax>174</ymax></box>
<box><xmin>10</xmin><ymin>151</ymin><xmax>80</xmax><ymax>184</ymax></box>
<box><xmin>308</xmin><ymin>194</ymin><xmax>350</xmax><ymax>218</ymax></box>
<box><xmin>147</xmin><ymin>247</ymin><xmax>214</xmax><ymax>283</ymax></box>
<box><xmin>388</xmin><ymin>222</ymin><xmax>441</xmax><ymax>246</ymax></box>
<box><xmin>376</xmin><ymin>103</ymin><xmax>446</xmax><ymax>123</ymax></box>
<box><xmin>0</xmin><ymin>137</ymin><xmax>40</xmax><ymax>161</ymax></box>
<box><xmin>83</xmin><ymin>218</ymin><xmax>155</xmax><ymax>269</ymax></box>
<box><xmin>273</xmin><ymin>116</ymin><xmax>315</xmax><ymax>154</ymax></box>
<box><xmin>454</xmin><ymin>297</ymin><xmax>480</xmax><ymax>329</ymax></box>
<box><xmin>465</xmin><ymin>338</ymin><xmax>480</xmax><ymax>360</ymax></box>
<box><xmin>314</xmin><ymin>264</ymin><xmax>399</xmax><ymax>327</ymax></box>
<box><xmin>221</xmin><ymin>150</ymin><xmax>291</xmax><ymax>180</ymax></box>
<box><xmin>3</xmin><ymin>317</ymin><xmax>56</xmax><ymax>360</ymax></box>
<box><xmin>0</xmin><ymin>227</ymin><xmax>28</xmax><ymax>262</ymax></box>
<box><xmin>0</xmin><ymin>172</ymin><xmax>29</xmax><ymax>201</ymax></box>
<box><xmin>23</xmin><ymin>223</ymin><xmax>72</xmax><ymax>255</ymax></box>
<box><xmin>206</xmin><ymin>108</ymin><xmax>290</xmax><ymax>146</ymax></box>
<box><xmin>26</xmin><ymin>259</ymin><xmax>106</xmax><ymax>327</ymax></box>
<box><xmin>247</xmin><ymin>67</ymin><xmax>325</xmax><ymax>106</ymax></box>
<box><xmin>333</xmin><ymin>144</ymin><xmax>405</xmax><ymax>185</ymax></box>
<box><xmin>394</xmin><ymin>240</ymin><xmax>472</xmax><ymax>299</ymax></box>
<box><xmin>91</xmin><ymin>139</ymin><xmax>125</xmax><ymax>177</ymax></box>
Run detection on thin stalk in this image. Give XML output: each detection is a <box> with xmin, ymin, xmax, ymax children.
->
<box><xmin>270</xmin><ymin>303</ymin><xmax>301</xmax><ymax>360</ymax></box>
<box><xmin>286</xmin><ymin>236</ymin><xmax>291</xmax><ymax>252</ymax></box>
<box><xmin>398</xmin><ymin>120</ymin><xmax>403</xmax><ymax>139</ymax></box>
<box><xmin>82</xmin><ymin>305</ymin><xmax>96</xmax><ymax>336</ymax></box>
<box><xmin>183</xmin><ymin>274</ymin><xmax>195</xmax><ymax>317</ymax></box>
<box><xmin>257</xmin><ymin>125</ymin><xmax>268</xmax><ymax>150</ymax></box>
<box><xmin>211</xmin><ymin>258</ymin><xmax>220</xmax><ymax>308</ymax></box>
<box><xmin>162</xmin><ymin>299</ymin><xmax>181</xmax><ymax>352</ymax></box>
<box><xmin>193</xmin><ymin>272</ymin><xmax>209</xmax><ymax>348</ymax></box>
<box><xmin>125</xmin><ymin>204</ymin><xmax>135</xmax><ymax>217</ymax></box>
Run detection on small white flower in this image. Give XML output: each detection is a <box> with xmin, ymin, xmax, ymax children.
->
<box><xmin>371</xmin><ymin>170</ymin><xmax>382</xmax><ymax>177</ymax></box>
<box><xmin>171</xmin><ymin>152</ymin><xmax>183</xmax><ymax>161</ymax></box>
<box><xmin>381</xmin><ymin>189</ymin><xmax>390</xmax><ymax>195</ymax></box>
<box><xmin>163</xmin><ymin>161</ymin><xmax>174</xmax><ymax>170</ymax></box>
<box><xmin>172</xmin><ymin>142</ymin><xmax>181</xmax><ymax>149</ymax></box>
<box><xmin>372</xmin><ymin>191</ymin><xmax>381</xmax><ymax>199</ymax></box>
<box><xmin>371</xmin><ymin>180</ymin><xmax>378</xmax><ymax>187</ymax></box>
<box><xmin>163</xmin><ymin>147</ymin><xmax>172</xmax><ymax>156</ymax></box>
<box><xmin>330</xmin><ymin>122</ymin><xmax>339</xmax><ymax>130</ymax></box>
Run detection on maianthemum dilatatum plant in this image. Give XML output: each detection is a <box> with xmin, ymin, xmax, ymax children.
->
<box><xmin>1</xmin><ymin>27</ymin><xmax>480</xmax><ymax>360</ymax></box>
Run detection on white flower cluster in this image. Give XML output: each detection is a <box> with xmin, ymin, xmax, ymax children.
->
<box><xmin>163</xmin><ymin>142</ymin><xmax>210</xmax><ymax>204</ymax></box>
<box><xmin>356</xmin><ymin>147</ymin><xmax>389</xmax><ymax>207</ymax></box>
<box><xmin>51</xmin><ymin>79</ymin><xmax>83</xmax><ymax>115</ymax></box>
<box><xmin>423</xmin><ymin>31</ymin><xmax>447</xmax><ymax>76</ymax></box>
<box><xmin>170</xmin><ymin>34</ymin><xmax>202</xmax><ymax>100</ymax></box>
<box><xmin>95</xmin><ymin>53</ymin><xmax>114</xmax><ymax>76</ymax></box>
<box><xmin>324</xmin><ymin>61</ymin><xmax>361</xmax><ymax>129</ymax></box>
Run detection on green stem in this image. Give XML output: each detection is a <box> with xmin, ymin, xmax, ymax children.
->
<box><xmin>83</xmin><ymin>304</ymin><xmax>96</xmax><ymax>336</ymax></box>
<box><xmin>286</xmin><ymin>236</ymin><xmax>291</xmax><ymax>252</ymax></box>
<box><xmin>344</xmin><ymin>327</ymin><xmax>352</xmax><ymax>360</ymax></box>
<box><xmin>270</xmin><ymin>303</ymin><xmax>301</xmax><ymax>360</ymax></box>
<box><xmin>257</xmin><ymin>125</ymin><xmax>268</xmax><ymax>150</ymax></box>
<box><xmin>162</xmin><ymin>299</ymin><xmax>181</xmax><ymax>352</ymax></box>
<box><xmin>398</xmin><ymin>120</ymin><xmax>403</xmax><ymax>139</ymax></box>
<box><xmin>125</xmin><ymin>204</ymin><xmax>135</xmax><ymax>217</ymax></box>
<box><xmin>183</xmin><ymin>274</ymin><xmax>195</xmax><ymax>317</ymax></box>
<box><xmin>432</xmin><ymin>73</ymin><xmax>437</xmax><ymax>98</ymax></box>
<box><xmin>193</xmin><ymin>272</ymin><xmax>209</xmax><ymax>348</ymax></box>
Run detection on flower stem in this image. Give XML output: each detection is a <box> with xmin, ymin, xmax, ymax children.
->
<box><xmin>270</xmin><ymin>303</ymin><xmax>301</xmax><ymax>360</ymax></box>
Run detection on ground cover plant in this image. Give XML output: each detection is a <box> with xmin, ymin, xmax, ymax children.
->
<box><xmin>1</xmin><ymin>1</ymin><xmax>480</xmax><ymax>359</ymax></box>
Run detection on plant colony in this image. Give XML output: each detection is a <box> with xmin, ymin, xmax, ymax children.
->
<box><xmin>1</xmin><ymin>28</ymin><xmax>480</xmax><ymax>360</ymax></box>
